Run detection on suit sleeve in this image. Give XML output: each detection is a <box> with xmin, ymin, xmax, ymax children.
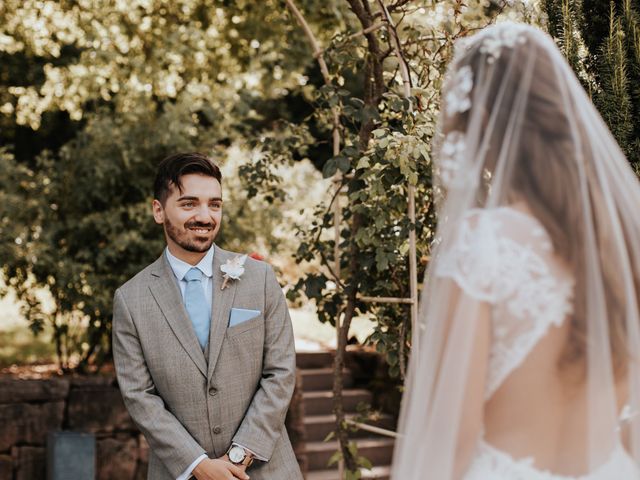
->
<box><xmin>231</xmin><ymin>265</ymin><xmax>297</xmax><ymax>460</ymax></box>
<box><xmin>112</xmin><ymin>288</ymin><xmax>207</xmax><ymax>478</ymax></box>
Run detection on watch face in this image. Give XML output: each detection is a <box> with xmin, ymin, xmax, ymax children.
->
<box><xmin>229</xmin><ymin>446</ymin><xmax>245</xmax><ymax>463</ymax></box>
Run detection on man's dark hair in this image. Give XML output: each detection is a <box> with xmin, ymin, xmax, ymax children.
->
<box><xmin>153</xmin><ymin>152</ymin><xmax>222</xmax><ymax>205</ymax></box>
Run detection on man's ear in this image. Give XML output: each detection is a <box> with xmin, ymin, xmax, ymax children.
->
<box><xmin>152</xmin><ymin>199</ymin><xmax>164</xmax><ymax>225</ymax></box>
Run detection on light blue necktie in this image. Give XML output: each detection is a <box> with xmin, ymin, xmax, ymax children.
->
<box><xmin>183</xmin><ymin>267</ymin><xmax>211</xmax><ymax>350</ymax></box>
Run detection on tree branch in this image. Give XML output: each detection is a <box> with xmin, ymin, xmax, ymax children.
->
<box><xmin>388</xmin><ymin>0</ymin><xmax>414</xmax><ymax>12</ymax></box>
<box><xmin>347</xmin><ymin>22</ymin><xmax>386</xmax><ymax>42</ymax></box>
<box><xmin>284</xmin><ymin>0</ymin><xmax>341</xmax><ymax>158</ymax></box>
<box><xmin>346</xmin><ymin>0</ymin><xmax>386</xmax><ymax>101</ymax></box>
<box><xmin>284</xmin><ymin>0</ymin><xmax>330</xmax><ymax>83</ymax></box>
<box><xmin>375</xmin><ymin>0</ymin><xmax>413</xmax><ymax>99</ymax></box>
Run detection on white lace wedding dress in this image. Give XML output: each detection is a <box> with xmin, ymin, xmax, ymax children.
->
<box><xmin>436</xmin><ymin>207</ymin><xmax>640</xmax><ymax>479</ymax></box>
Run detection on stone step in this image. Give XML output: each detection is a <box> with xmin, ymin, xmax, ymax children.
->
<box><xmin>303</xmin><ymin>389</ymin><xmax>372</xmax><ymax>416</ymax></box>
<box><xmin>305</xmin><ymin>438</ymin><xmax>395</xmax><ymax>471</ymax></box>
<box><xmin>300</xmin><ymin>368</ymin><xmax>353</xmax><ymax>392</ymax></box>
<box><xmin>297</xmin><ymin>351</ymin><xmax>335</xmax><ymax>370</ymax></box>
<box><xmin>304</xmin><ymin>413</ymin><xmax>396</xmax><ymax>442</ymax></box>
<box><xmin>306</xmin><ymin>465</ymin><xmax>391</xmax><ymax>480</ymax></box>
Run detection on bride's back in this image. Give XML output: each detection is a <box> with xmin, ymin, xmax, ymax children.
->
<box><xmin>485</xmin><ymin>311</ymin><xmax>632</xmax><ymax>475</ymax></box>
<box><xmin>485</xmin><ymin>315</ymin><xmax>588</xmax><ymax>473</ymax></box>
<box><xmin>480</xmin><ymin>204</ymin><xmax>590</xmax><ymax>473</ymax></box>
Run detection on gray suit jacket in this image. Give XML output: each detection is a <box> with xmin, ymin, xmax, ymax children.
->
<box><xmin>112</xmin><ymin>246</ymin><xmax>302</xmax><ymax>480</ymax></box>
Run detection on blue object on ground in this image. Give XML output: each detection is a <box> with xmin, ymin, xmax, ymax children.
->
<box><xmin>47</xmin><ymin>431</ymin><xmax>95</xmax><ymax>480</ymax></box>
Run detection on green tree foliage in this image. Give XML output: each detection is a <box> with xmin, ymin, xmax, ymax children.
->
<box><xmin>0</xmin><ymin>112</ymin><xmax>193</xmax><ymax>369</ymax></box>
<box><xmin>0</xmin><ymin>0</ymin><xmax>344</xmax><ymax>370</ymax></box>
<box><xmin>542</xmin><ymin>0</ymin><xmax>640</xmax><ymax>168</ymax></box>
<box><xmin>272</xmin><ymin>0</ymin><xmax>538</xmax><ymax>381</ymax></box>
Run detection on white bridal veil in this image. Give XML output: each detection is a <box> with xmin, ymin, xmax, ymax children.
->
<box><xmin>392</xmin><ymin>22</ymin><xmax>640</xmax><ymax>479</ymax></box>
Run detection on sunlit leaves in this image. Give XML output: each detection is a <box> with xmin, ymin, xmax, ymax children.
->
<box><xmin>274</xmin><ymin>0</ymin><xmax>541</xmax><ymax>384</ymax></box>
<box><xmin>1</xmin><ymin>0</ymin><xmax>344</xmax><ymax>129</ymax></box>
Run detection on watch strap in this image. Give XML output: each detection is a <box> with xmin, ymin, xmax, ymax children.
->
<box><xmin>241</xmin><ymin>454</ymin><xmax>254</xmax><ymax>468</ymax></box>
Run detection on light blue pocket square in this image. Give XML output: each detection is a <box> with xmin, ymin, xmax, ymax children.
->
<box><xmin>228</xmin><ymin>308</ymin><xmax>261</xmax><ymax>327</ymax></box>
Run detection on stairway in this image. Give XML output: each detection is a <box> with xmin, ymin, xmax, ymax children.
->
<box><xmin>297</xmin><ymin>352</ymin><xmax>395</xmax><ymax>480</ymax></box>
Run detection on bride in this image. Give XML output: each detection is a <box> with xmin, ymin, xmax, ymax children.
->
<box><xmin>391</xmin><ymin>22</ymin><xmax>640</xmax><ymax>479</ymax></box>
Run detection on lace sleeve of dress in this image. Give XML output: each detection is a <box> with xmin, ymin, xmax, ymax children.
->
<box><xmin>434</xmin><ymin>207</ymin><xmax>573</xmax><ymax>310</ymax></box>
<box><xmin>434</xmin><ymin>208</ymin><xmax>575</xmax><ymax>397</ymax></box>
<box><xmin>434</xmin><ymin>208</ymin><xmax>519</xmax><ymax>303</ymax></box>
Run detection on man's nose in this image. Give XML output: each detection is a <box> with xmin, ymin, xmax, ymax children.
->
<box><xmin>193</xmin><ymin>204</ymin><xmax>211</xmax><ymax>222</ymax></box>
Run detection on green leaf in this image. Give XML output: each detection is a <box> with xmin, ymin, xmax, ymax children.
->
<box><xmin>418</xmin><ymin>144</ymin><xmax>430</xmax><ymax>162</ymax></box>
<box><xmin>342</xmin><ymin>146</ymin><xmax>359</xmax><ymax>157</ymax></box>
<box><xmin>327</xmin><ymin>450</ymin><xmax>342</xmax><ymax>467</ymax></box>
<box><xmin>322</xmin><ymin>159</ymin><xmax>338</xmax><ymax>178</ymax></box>
<box><xmin>375</xmin><ymin>250</ymin><xmax>390</xmax><ymax>271</ymax></box>
<box><xmin>348</xmin><ymin>441</ymin><xmax>359</xmax><ymax>457</ymax></box>
<box><xmin>361</xmin><ymin>105</ymin><xmax>380</xmax><ymax>123</ymax></box>
<box><xmin>387</xmin><ymin>350</ymin><xmax>399</xmax><ymax>366</ymax></box>
<box><xmin>346</xmin><ymin>470</ymin><xmax>362</xmax><ymax>480</ymax></box>
<box><xmin>358</xmin><ymin>456</ymin><xmax>373</xmax><ymax>470</ymax></box>
<box><xmin>305</xmin><ymin>275</ymin><xmax>326</xmax><ymax>299</ymax></box>
<box><xmin>336</xmin><ymin>156</ymin><xmax>351</xmax><ymax>173</ymax></box>
<box><xmin>356</xmin><ymin>156</ymin><xmax>370</xmax><ymax>169</ymax></box>
<box><xmin>323</xmin><ymin>431</ymin><xmax>336</xmax><ymax>442</ymax></box>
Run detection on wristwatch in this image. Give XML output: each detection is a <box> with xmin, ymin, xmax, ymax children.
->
<box><xmin>226</xmin><ymin>444</ymin><xmax>254</xmax><ymax>468</ymax></box>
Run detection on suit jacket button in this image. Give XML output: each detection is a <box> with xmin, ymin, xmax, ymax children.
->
<box><xmin>213</xmin><ymin>426</ymin><xmax>222</xmax><ymax>434</ymax></box>
<box><xmin>208</xmin><ymin>387</ymin><xmax>217</xmax><ymax>396</ymax></box>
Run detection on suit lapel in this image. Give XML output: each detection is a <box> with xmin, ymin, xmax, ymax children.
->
<box><xmin>148</xmin><ymin>254</ymin><xmax>208</xmax><ymax>377</ymax></box>
<box><xmin>207</xmin><ymin>247</ymin><xmax>238</xmax><ymax>380</ymax></box>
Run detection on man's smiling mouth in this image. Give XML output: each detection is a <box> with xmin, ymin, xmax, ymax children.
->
<box><xmin>186</xmin><ymin>223</ymin><xmax>214</xmax><ymax>235</ymax></box>
<box><xmin>190</xmin><ymin>227</ymin><xmax>211</xmax><ymax>234</ymax></box>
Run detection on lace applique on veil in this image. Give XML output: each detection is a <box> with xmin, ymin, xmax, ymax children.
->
<box><xmin>435</xmin><ymin>207</ymin><xmax>574</xmax><ymax>398</ymax></box>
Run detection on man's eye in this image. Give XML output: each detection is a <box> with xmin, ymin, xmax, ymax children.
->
<box><xmin>182</xmin><ymin>202</ymin><xmax>194</xmax><ymax>207</ymax></box>
<box><xmin>210</xmin><ymin>203</ymin><xmax>222</xmax><ymax>209</ymax></box>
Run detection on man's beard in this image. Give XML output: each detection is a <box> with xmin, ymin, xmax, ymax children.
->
<box><xmin>164</xmin><ymin>218</ymin><xmax>216</xmax><ymax>253</ymax></box>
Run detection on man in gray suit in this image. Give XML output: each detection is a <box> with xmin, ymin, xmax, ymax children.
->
<box><xmin>112</xmin><ymin>153</ymin><xmax>303</xmax><ymax>480</ymax></box>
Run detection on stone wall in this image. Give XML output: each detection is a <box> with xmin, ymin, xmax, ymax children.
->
<box><xmin>0</xmin><ymin>374</ymin><xmax>303</xmax><ymax>480</ymax></box>
<box><xmin>0</xmin><ymin>375</ymin><xmax>146</xmax><ymax>480</ymax></box>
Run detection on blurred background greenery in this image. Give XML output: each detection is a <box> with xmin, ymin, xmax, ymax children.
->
<box><xmin>1</xmin><ymin>0</ymin><xmax>639</xmax><ymax>374</ymax></box>
<box><xmin>0</xmin><ymin>0</ymin><xmax>382</xmax><ymax>370</ymax></box>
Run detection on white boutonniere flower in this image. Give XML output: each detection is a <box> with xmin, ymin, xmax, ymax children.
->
<box><xmin>220</xmin><ymin>254</ymin><xmax>248</xmax><ymax>290</ymax></box>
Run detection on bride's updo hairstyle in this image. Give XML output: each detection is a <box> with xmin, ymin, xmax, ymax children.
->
<box><xmin>436</xmin><ymin>25</ymin><xmax>636</xmax><ymax>376</ymax></box>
